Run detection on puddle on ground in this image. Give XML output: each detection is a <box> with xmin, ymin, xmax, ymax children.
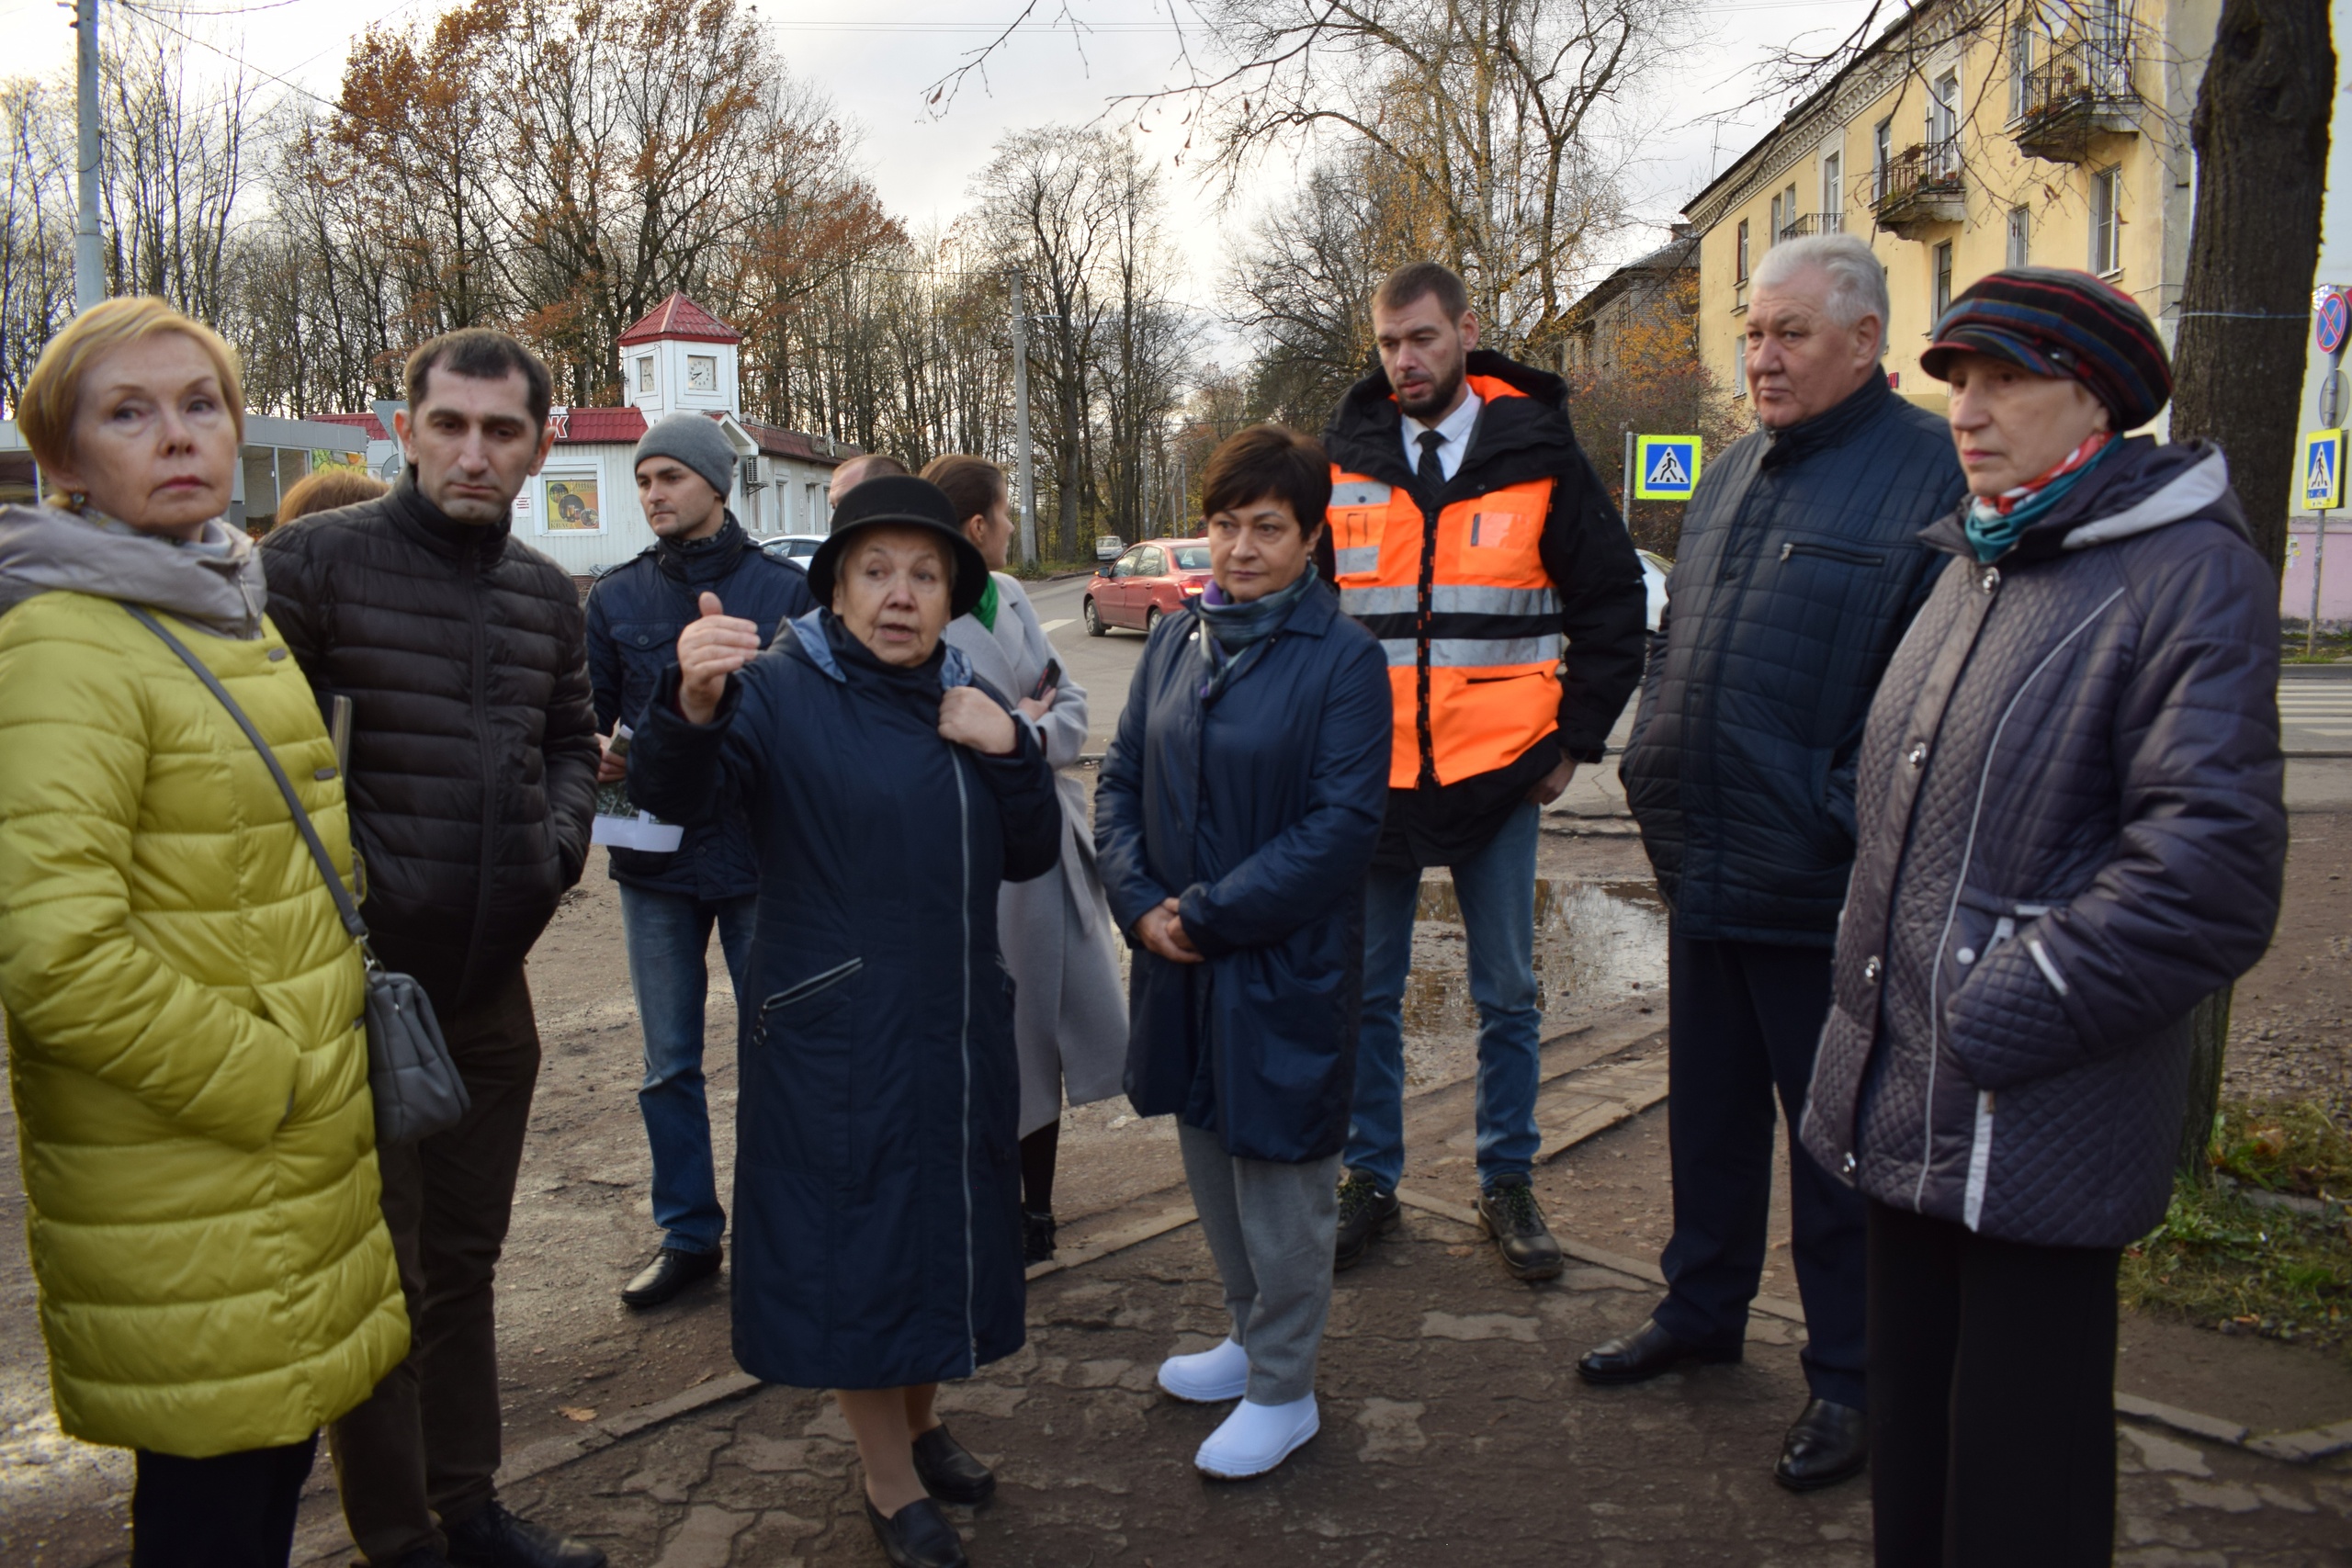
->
<box><xmin>1398</xmin><ymin>877</ymin><xmax>1668</xmax><ymax>1090</ymax></box>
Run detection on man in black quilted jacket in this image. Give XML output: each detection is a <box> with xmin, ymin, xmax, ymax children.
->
<box><xmin>1583</xmin><ymin>234</ymin><xmax>1964</xmax><ymax>1494</ymax></box>
<box><xmin>262</xmin><ymin>330</ymin><xmax>605</xmax><ymax>1568</ymax></box>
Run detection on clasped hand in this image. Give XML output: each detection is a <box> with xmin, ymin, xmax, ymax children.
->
<box><xmin>675</xmin><ymin>592</ymin><xmax>763</xmax><ymax>724</ymax></box>
<box><xmin>1135</xmin><ymin>897</ymin><xmax>1202</xmax><ymax>964</ymax></box>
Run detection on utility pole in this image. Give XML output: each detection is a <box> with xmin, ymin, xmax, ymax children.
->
<box><xmin>74</xmin><ymin>0</ymin><xmax>105</xmax><ymax>311</ymax></box>
<box><xmin>1007</xmin><ymin>268</ymin><xmax>1038</xmax><ymax>567</ymax></box>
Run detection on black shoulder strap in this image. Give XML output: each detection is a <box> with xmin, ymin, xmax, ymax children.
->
<box><xmin>123</xmin><ymin>604</ymin><xmax>369</xmax><ymax>945</ymax></box>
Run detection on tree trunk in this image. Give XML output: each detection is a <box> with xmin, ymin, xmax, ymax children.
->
<box><xmin>2165</xmin><ymin>0</ymin><xmax>2332</xmax><ymax>1179</ymax></box>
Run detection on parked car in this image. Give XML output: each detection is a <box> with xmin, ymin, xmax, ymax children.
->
<box><xmin>1638</xmin><ymin>549</ymin><xmax>1670</xmax><ymax>634</ymax></box>
<box><xmin>1094</xmin><ymin>535</ymin><xmax>1126</xmax><ymax>563</ymax></box>
<box><xmin>1083</xmin><ymin>538</ymin><xmax>1212</xmax><ymax>636</ymax></box>
<box><xmin>761</xmin><ymin>534</ymin><xmax>829</xmax><ymax>570</ymax></box>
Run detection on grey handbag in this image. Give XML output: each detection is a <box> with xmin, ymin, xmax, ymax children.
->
<box><xmin>127</xmin><ymin>605</ymin><xmax>470</xmax><ymax>1145</ymax></box>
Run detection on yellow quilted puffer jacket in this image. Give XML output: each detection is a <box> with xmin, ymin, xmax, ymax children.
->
<box><xmin>0</xmin><ymin>588</ymin><xmax>408</xmax><ymax>1457</ymax></box>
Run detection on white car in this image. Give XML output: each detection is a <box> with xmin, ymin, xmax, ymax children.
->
<box><xmin>761</xmin><ymin>534</ymin><xmax>828</xmax><ymax>570</ymax></box>
<box><xmin>1095</xmin><ymin>535</ymin><xmax>1125</xmax><ymax>563</ymax></box>
<box><xmin>1638</xmin><ymin>549</ymin><xmax>1671</xmax><ymax>634</ymax></box>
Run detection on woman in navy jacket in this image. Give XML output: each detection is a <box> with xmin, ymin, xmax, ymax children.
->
<box><xmin>1095</xmin><ymin>425</ymin><xmax>1390</xmax><ymax>1482</ymax></box>
<box><xmin>630</xmin><ymin>477</ymin><xmax>1060</xmax><ymax>1568</ymax></box>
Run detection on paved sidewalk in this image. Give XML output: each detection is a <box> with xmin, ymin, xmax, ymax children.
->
<box><xmin>372</xmin><ymin>1207</ymin><xmax>2352</xmax><ymax>1567</ymax></box>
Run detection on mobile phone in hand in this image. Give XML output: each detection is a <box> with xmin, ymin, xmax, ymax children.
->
<box><xmin>1031</xmin><ymin>660</ymin><xmax>1062</xmax><ymax>700</ymax></box>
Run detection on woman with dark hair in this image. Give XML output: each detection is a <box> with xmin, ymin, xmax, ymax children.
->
<box><xmin>927</xmin><ymin>453</ymin><xmax>1126</xmax><ymax>1262</ymax></box>
<box><xmin>1801</xmin><ymin>268</ymin><xmax>2286</xmax><ymax>1564</ymax></box>
<box><xmin>1095</xmin><ymin>424</ymin><xmax>1390</xmax><ymax>1480</ymax></box>
<box><xmin>630</xmin><ymin>474</ymin><xmax>1061</xmax><ymax>1568</ymax></box>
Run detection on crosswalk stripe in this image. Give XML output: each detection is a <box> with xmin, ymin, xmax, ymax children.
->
<box><xmin>1039</xmin><ymin>618</ymin><xmax>1074</xmax><ymax>633</ymax></box>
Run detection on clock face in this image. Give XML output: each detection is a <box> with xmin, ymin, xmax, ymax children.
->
<box><xmin>687</xmin><ymin>355</ymin><xmax>717</xmax><ymax>391</ymax></box>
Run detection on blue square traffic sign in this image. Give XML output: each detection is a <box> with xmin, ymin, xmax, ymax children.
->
<box><xmin>1634</xmin><ymin>435</ymin><xmax>1702</xmax><ymax>501</ymax></box>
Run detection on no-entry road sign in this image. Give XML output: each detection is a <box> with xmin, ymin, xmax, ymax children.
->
<box><xmin>1634</xmin><ymin>435</ymin><xmax>1702</xmax><ymax>502</ymax></box>
<box><xmin>2304</xmin><ymin>428</ymin><xmax>2345</xmax><ymax>512</ymax></box>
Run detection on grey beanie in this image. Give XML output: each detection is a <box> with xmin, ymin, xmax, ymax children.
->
<box><xmin>633</xmin><ymin>412</ymin><xmax>736</xmax><ymax>501</ymax></box>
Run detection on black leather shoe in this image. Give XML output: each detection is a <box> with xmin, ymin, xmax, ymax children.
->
<box><xmin>1023</xmin><ymin>1208</ymin><xmax>1057</xmax><ymax>1263</ymax></box>
<box><xmin>1334</xmin><ymin>1170</ymin><xmax>1400</xmax><ymax>1271</ymax></box>
<box><xmin>1576</xmin><ymin>1318</ymin><xmax>1742</xmax><ymax>1386</ymax></box>
<box><xmin>1475</xmin><ymin>1175</ymin><xmax>1564</xmax><ymax>1280</ymax></box>
<box><xmin>911</xmin><ymin>1422</ymin><xmax>995</xmax><ymax>1505</ymax></box>
<box><xmin>864</xmin><ymin>1495</ymin><xmax>969</xmax><ymax>1568</ymax></box>
<box><xmin>444</xmin><ymin>1502</ymin><xmax>606</xmax><ymax>1568</ymax></box>
<box><xmin>620</xmin><ymin>1245</ymin><xmax>720</xmax><ymax>1310</ymax></box>
<box><xmin>1775</xmin><ymin>1397</ymin><xmax>1868</xmax><ymax>1492</ymax></box>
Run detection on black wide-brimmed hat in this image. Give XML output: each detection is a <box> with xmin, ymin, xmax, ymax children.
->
<box><xmin>808</xmin><ymin>474</ymin><xmax>990</xmax><ymax>618</ymax></box>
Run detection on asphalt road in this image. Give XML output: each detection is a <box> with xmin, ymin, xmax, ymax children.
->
<box><xmin>1021</xmin><ymin>571</ymin><xmax>1150</xmax><ymax>756</ymax></box>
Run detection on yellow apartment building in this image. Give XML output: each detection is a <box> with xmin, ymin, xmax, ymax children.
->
<box><xmin>1682</xmin><ymin>0</ymin><xmax>2216</xmax><ymax>433</ymax></box>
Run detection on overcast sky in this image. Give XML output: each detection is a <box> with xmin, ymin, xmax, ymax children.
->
<box><xmin>0</xmin><ymin>0</ymin><xmax>1885</xmax><ymax>323</ymax></box>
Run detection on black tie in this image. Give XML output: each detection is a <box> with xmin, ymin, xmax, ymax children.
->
<box><xmin>1417</xmin><ymin>429</ymin><xmax>1446</xmax><ymax>491</ymax></box>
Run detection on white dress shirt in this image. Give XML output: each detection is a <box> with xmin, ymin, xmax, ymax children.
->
<box><xmin>1400</xmin><ymin>389</ymin><xmax>1484</xmax><ymax>483</ymax></box>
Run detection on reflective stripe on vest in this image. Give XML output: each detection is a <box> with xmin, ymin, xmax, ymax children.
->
<box><xmin>1328</xmin><ymin>376</ymin><xmax>1561</xmax><ymax>789</ymax></box>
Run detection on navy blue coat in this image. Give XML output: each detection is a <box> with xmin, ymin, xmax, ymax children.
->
<box><xmin>1094</xmin><ymin>585</ymin><xmax>1391</xmax><ymax>1163</ymax></box>
<box><xmin>1621</xmin><ymin>377</ymin><xmax>1965</xmax><ymax>944</ymax></box>
<box><xmin>628</xmin><ymin>610</ymin><xmax>1061</xmax><ymax>1389</ymax></box>
<box><xmin>584</xmin><ymin>516</ymin><xmax>814</xmax><ymax>899</ymax></box>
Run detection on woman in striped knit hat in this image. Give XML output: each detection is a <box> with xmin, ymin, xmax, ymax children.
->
<box><xmin>1799</xmin><ymin>268</ymin><xmax>2287</xmax><ymax>1566</ymax></box>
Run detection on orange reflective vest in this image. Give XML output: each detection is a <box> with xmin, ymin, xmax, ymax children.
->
<box><xmin>1328</xmin><ymin>375</ymin><xmax>1562</xmax><ymax>790</ymax></box>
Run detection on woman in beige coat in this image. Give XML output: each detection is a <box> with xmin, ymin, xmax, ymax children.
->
<box><xmin>928</xmin><ymin>454</ymin><xmax>1128</xmax><ymax>1261</ymax></box>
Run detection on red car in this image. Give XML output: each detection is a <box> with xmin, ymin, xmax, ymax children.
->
<box><xmin>1082</xmin><ymin>536</ymin><xmax>1213</xmax><ymax>635</ymax></box>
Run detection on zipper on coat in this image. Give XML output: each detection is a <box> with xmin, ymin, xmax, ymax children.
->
<box><xmin>1914</xmin><ymin>584</ymin><xmax>2125</xmax><ymax>1213</ymax></box>
<box><xmin>1779</xmin><ymin>540</ymin><xmax>1886</xmax><ymax>568</ymax></box>
<box><xmin>465</xmin><ymin>553</ymin><xmax>497</xmax><ymax>1000</ymax></box>
<box><xmin>757</xmin><ymin>957</ymin><xmax>865</xmax><ymax>1016</ymax></box>
<box><xmin>954</xmin><ymin>752</ymin><xmax>978</xmax><ymax>1374</ymax></box>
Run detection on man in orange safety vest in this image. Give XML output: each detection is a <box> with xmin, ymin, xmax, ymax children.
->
<box><xmin>1321</xmin><ymin>262</ymin><xmax>1647</xmax><ymax>1280</ymax></box>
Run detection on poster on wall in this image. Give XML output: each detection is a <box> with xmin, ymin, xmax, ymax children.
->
<box><xmin>543</xmin><ymin>475</ymin><xmax>603</xmax><ymax>532</ymax></box>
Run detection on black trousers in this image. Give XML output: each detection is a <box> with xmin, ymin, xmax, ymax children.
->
<box><xmin>1654</xmin><ymin>931</ymin><xmax>1868</xmax><ymax>1408</ymax></box>
<box><xmin>130</xmin><ymin>1433</ymin><xmax>317</xmax><ymax>1568</ymax></box>
<box><xmin>1868</xmin><ymin>1200</ymin><xmax>2121</xmax><ymax>1567</ymax></box>
<box><xmin>331</xmin><ymin>967</ymin><xmax>542</xmax><ymax>1562</ymax></box>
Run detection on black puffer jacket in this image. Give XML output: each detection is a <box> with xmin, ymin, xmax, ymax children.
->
<box><xmin>1622</xmin><ymin>377</ymin><xmax>1964</xmax><ymax>942</ymax></box>
<box><xmin>260</xmin><ymin>474</ymin><xmax>601</xmax><ymax>1014</ymax></box>
<box><xmin>1800</xmin><ymin>440</ymin><xmax>2285</xmax><ymax>1248</ymax></box>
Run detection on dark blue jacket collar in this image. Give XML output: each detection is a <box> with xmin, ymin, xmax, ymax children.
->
<box><xmin>1759</xmin><ymin>372</ymin><xmax>1897</xmax><ymax>469</ymax></box>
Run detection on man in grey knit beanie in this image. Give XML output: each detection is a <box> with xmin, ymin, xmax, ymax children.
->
<box><xmin>634</xmin><ymin>412</ymin><xmax>737</xmax><ymax>513</ymax></box>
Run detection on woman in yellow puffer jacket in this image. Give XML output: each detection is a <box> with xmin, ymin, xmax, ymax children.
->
<box><xmin>0</xmin><ymin>299</ymin><xmax>406</xmax><ymax>1565</ymax></box>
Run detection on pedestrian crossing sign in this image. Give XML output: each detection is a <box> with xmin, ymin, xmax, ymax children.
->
<box><xmin>2305</xmin><ymin>429</ymin><xmax>2346</xmax><ymax>511</ymax></box>
<box><xmin>1634</xmin><ymin>435</ymin><xmax>1702</xmax><ymax>501</ymax></box>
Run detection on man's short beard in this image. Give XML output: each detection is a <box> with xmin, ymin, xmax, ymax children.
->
<box><xmin>1396</xmin><ymin>364</ymin><xmax>1464</xmax><ymax>422</ymax></box>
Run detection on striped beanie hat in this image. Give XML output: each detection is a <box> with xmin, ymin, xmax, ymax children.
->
<box><xmin>1920</xmin><ymin>266</ymin><xmax>2171</xmax><ymax>431</ymax></box>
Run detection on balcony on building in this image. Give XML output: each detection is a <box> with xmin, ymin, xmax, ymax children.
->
<box><xmin>1871</xmin><ymin>138</ymin><xmax>1965</xmax><ymax>240</ymax></box>
<box><xmin>2009</xmin><ymin>39</ymin><xmax>2138</xmax><ymax>164</ymax></box>
<box><xmin>1775</xmin><ymin>212</ymin><xmax>1844</xmax><ymax>243</ymax></box>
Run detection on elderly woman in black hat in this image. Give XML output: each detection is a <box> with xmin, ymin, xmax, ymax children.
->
<box><xmin>629</xmin><ymin>475</ymin><xmax>1062</xmax><ymax>1568</ymax></box>
<box><xmin>1801</xmin><ymin>268</ymin><xmax>2285</xmax><ymax>1566</ymax></box>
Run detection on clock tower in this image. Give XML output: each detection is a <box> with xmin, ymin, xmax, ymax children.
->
<box><xmin>617</xmin><ymin>293</ymin><xmax>742</xmax><ymax>420</ymax></box>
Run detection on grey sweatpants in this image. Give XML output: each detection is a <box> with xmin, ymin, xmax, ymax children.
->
<box><xmin>1178</xmin><ymin>1122</ymin><xmax>1342</xmax><ymax>1404</ymax></box>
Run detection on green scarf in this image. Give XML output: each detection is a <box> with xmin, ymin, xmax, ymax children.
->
<box><xmin>971</xmin><ymin>573</ymin><xmax>1001</xmax><ymax>632</ymax></box>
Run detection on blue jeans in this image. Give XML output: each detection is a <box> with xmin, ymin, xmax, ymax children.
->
<box><xmin>1344</xmin><ymin>801</ymin><xmax>1543</xmax><ymax>1192</ymax></box>
<box><xmin>617</xmin><ymin>884</ymin><xmax>755</xmax><ymax>1257</ymax></box>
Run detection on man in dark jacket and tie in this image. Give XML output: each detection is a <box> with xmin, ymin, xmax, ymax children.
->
<box><xmin>1584</xmin><ymin>233</ymin><xmax>1966</xmax><ymax>1494</ymax></box>
<box><xmin>585</xmin><ymin>413</ymin><xmax>814</xmax><ymax>1310</ymax></box>
<box><xmin>262</xmin><ymin>329</ymin><xmax>605</xmax><ymax>1568</ymax></box>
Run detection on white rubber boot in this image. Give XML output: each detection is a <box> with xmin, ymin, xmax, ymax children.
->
<box><xmin>1194</xmin><ymin>1393</ymin><xmax>1320</xmax><ymax>1479</ymax></box>
<box><xmin>1156</xmin><ymin>1337</ymin><xmax>1250</xmax><ymax>1403</ymax></box>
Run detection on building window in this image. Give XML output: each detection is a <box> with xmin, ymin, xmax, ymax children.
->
<box><xmin>1736</xmin><ymin>218</ymin><xmax>1751</xmax><ymax>283</ymax></box>
<box><xmin>1928</xmin><ymin>72</ymin><xmax>1961</xmax><ymax>172</ymax></box>
<box><xmin>1873</xmin><ymin>118</ymin><xmax>1894</xmax><ymax>199</ymax></box>
<box><xmin>1732</xmin><ymin>333</ymin><xmax>1747</xmax><ymax>398</ymax></box>
<box><xmin>1769</xmin><ymin>190</ymin><xmax>1782</xmax><ymax>246</ymax></box>
<box><xmin>2090</xmin><ymin>164</ymin><xmax>2122</xmax><ymax>274</ymax></box>
<box><xmin>2008</xmin><ymin>22</ymin><xmax>2035</xmax><ymax>122</ymax></box>
<box><xmin>1932</xmin><ymin>242</ymin><xmax>1954</xmax><ymax>322</ymax></box>
<box><xmin>1781</xmin><ymin>183</ymin><xmax>1798</xmax><ymax>240</ymax></box>
<box><xmin>1821</xmin><ymin>151</ymin><xmax>1842</xmax><ymax>232</ymax></box>
<box><xmin>636</xmin><ymin>355</ymin><xmax>655</xmax><ymax>392</ymax></box>
<box><xmin>2007</xmin><ymin>205</ymin><xmax>2031</xmax><ymax>267</ymax></box>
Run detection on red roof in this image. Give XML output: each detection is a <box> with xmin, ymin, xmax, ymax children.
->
<box><xmin>311</xmin><ymin>411</ymin><xmax>387</xmax><ymax>440</ymax></box>
<box><xmin>617</xmin><ymin>293</ymin><xmax>741</xmax><ymax>346</ymax></box>
<box><xmin>558</xmin><ymin>407</ymin><xmax>650</xmax><ymax>442</ymax></box>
